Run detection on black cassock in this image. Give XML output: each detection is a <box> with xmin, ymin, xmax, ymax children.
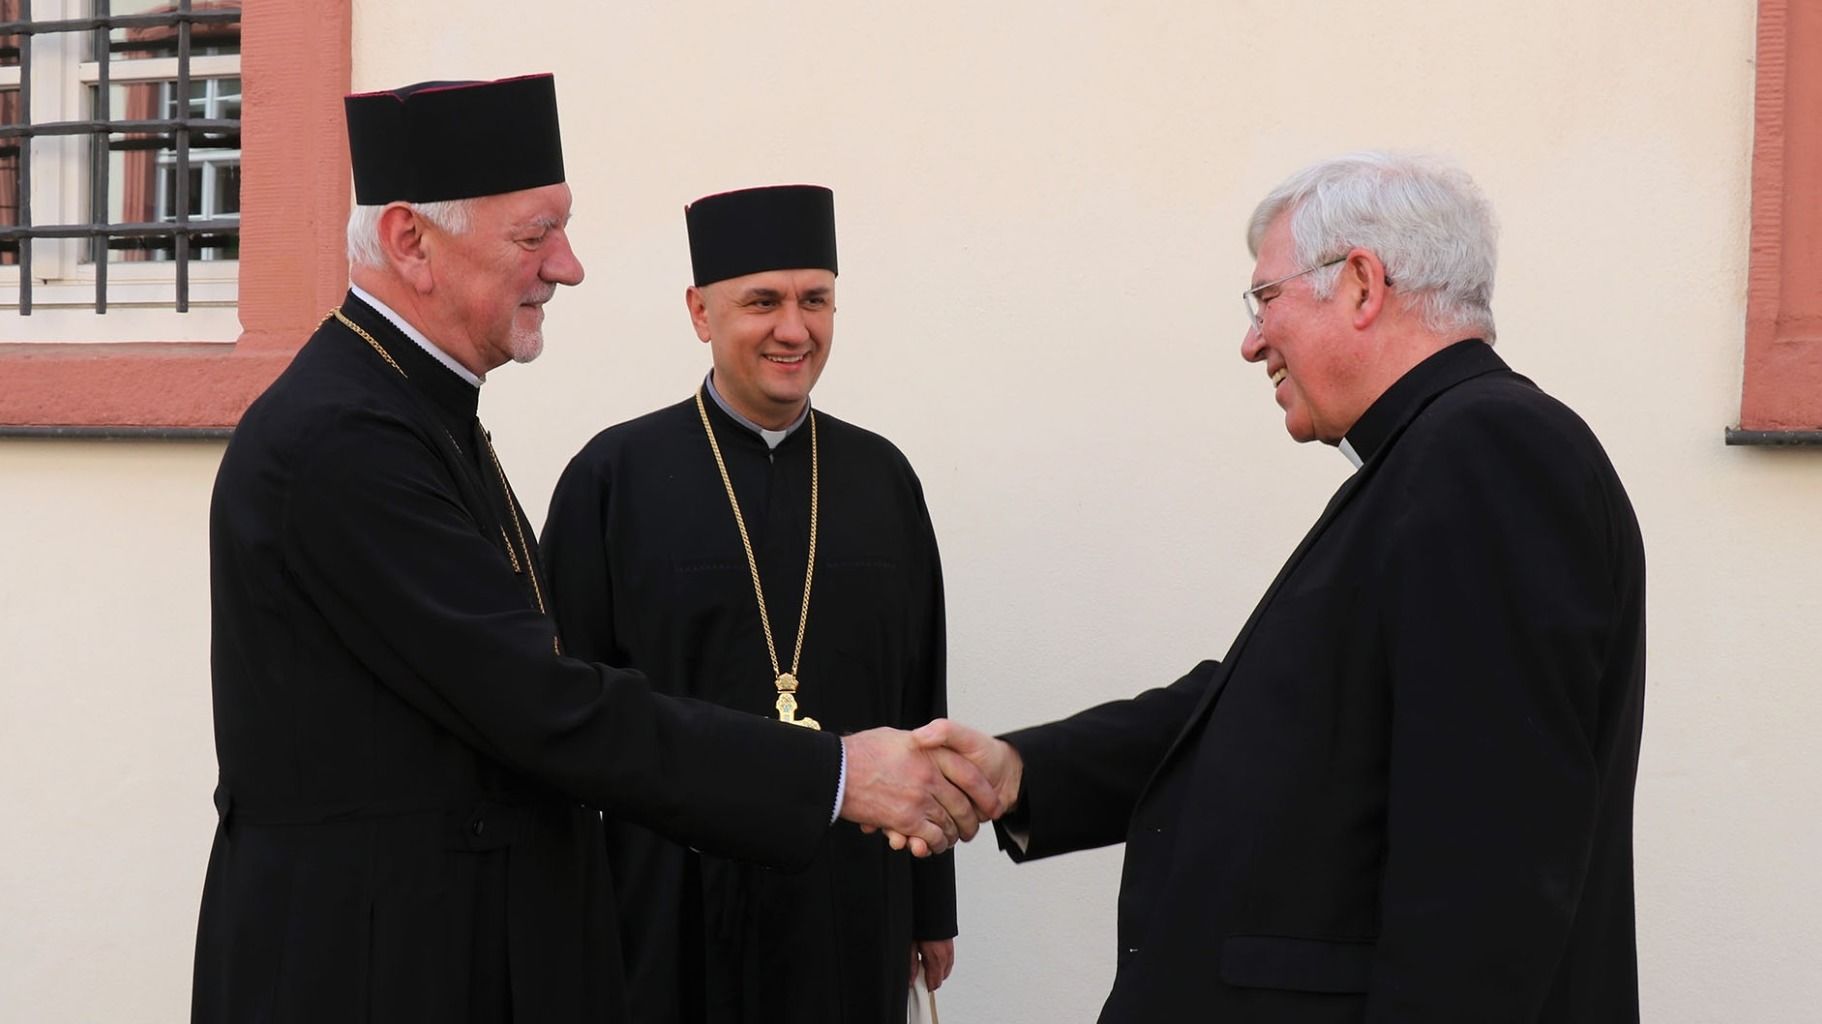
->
<box><xmin>994</xmin><ymin>341</ymin><xmax>1647</xmax><ymax>1022</ymax></box>
<box><xmin>542</xmin><ymin>392</ymin><xmax>956</xmax><ymax>1024</ymax></box>
<box><xmin>195</xmin><ymin>293</ymin><xmax>842</xmax><ymax>1024</ymax></box>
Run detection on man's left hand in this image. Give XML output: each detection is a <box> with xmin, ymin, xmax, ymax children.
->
<box><xmin>911</xmin><ymin>938</ymin><xmax>955</xmax><ymax>991</ymax></box>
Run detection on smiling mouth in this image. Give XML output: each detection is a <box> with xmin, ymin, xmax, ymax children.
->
<box><xmin>1270</xmin><ymin>367</ymin><xmax>1288</xmax><ymax>386</ymax></box>
<box><xmin>765</xmin><ymin>353</ymin><xmax>807</xmax><ymax>365</ymax></box>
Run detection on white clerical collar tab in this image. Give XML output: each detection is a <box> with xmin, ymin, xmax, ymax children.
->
<box><xmin>703</xmin><ymin>372</ymin><xmax>808</xmax><ymax>450</ymax></box>
<box><xmin>348</xmin><ymin>283</ymin><xmax>483</xmax><ymax>388</ymax></box>
<box><xmin>1338</xmin><ymin>437</ymin><xmax>1364</xmax><ymax>469</ymax></box>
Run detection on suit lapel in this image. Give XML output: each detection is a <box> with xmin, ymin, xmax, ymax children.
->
<box><xmin>1156</xmin><ymin>464</ymin><xmax>1373</xmax><ymax>767</ymax></box>
<box><xmin>1149</xmin><ymin>344</ymin><xmax>1513</xmax><ymax>779</ymax></box>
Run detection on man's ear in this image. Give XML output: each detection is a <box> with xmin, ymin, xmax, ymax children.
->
<box><xmin>686</xmin><ymin>285</ymin><xmax>713</xmax><ymax>343</ymax></box>
<box><xmin>378</xmin><ymin>203</ymin><xmax>434</xmax><ymax>294</ymax></box>
<box><xmin>1346</xmin><ymin>248</ymin><xmax>1389</xmax><ymax>331</ymax></box>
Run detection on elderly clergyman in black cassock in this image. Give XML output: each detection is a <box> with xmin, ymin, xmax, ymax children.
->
<box><xmin>192</xmin><ymin>74</ymin><xmax>998</xmax><ymax>1024</ymax></box>
<box><xmin>541</xmin><ymin>185</ymin><xmax>958</xmax><ymax>1022</ymax></box>
<box><xmin>919</xmin><ymin>152</ymin><xmax>1648</xmax><ymax>1022</ymax></box>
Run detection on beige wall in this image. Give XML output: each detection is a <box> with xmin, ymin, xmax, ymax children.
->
<box><xmin>6</xmin><ymin>1</ymin><xmax>1818</xmax><ymax>1019</ymax></box>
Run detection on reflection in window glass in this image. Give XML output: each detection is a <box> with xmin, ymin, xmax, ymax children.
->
<box><xmin>89</xmin><ymin>1</ymin><xmax>242</xmax><ymax>62</ymax></box>
<box><xmin>90</xmin><ymin>77</ymin><xmax>241</xmax><ymax>262</ymax></box>
<box><xmin>1</xmin><ymin>87</ymin><xmax>16</xmax><ymax>266</ymax></box>
<box><xmin>0</xmin><ymin>42</ymin><xmax>15</xmax><ymax>71</ymax></box>
<box><xmin>0</xmin><ymin>0</ymin><xmax>19</xmax><ymax>70</ymax></box>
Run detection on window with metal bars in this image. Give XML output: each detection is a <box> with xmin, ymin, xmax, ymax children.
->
<box><xmin>0</xmin><ymin>0</ymin><xmax>241</xmax><ymax>315</ymax></box>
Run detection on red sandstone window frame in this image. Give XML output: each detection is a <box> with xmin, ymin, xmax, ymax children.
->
<box><xmin>1730</xmin><ymin>0</ymin><xmax>1822</xmax><ymax>445</ymax></box>
<box><xmin>0</xmin><ymin>0</ymin><xmax>350</xmax><ymax>437</ymax></box>
<box><xmin>1</xmin><ymin>2</ymin><xmax>1809</xmax><ymax>440</ymax></box>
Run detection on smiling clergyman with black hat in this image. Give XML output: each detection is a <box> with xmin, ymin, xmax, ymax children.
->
<box><xmin>540</xmin><ymin>184</ymin><xmax>960</xmax><ymax>1023</ymax></box>
<box><xmin>194</xmin><ymin>81</ymin><xmax>998</xmax><ymax>1024</ymax></box>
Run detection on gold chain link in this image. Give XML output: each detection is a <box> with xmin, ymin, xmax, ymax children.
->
<box><xmin>693</xmin><ymin>390</ymin><xmax>818</xmax><ymax>685</ymax></box>
<box><xmin>331</xmin><ymin>307</ymin><xmax>407</xmax><ymax>377</ymax></box>
<box><xmin>481</xmin><ymin>431</ymin><xmax>550</xmax><ymax>619</ymax></box>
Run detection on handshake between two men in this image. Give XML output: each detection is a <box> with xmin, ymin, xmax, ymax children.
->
<box><xmin>838</xmin><ymin>720</ymin><xmax>1022</xmax><ymax>857</ymax></box>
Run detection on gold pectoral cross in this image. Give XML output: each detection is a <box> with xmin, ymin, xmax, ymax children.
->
<box><xmin>774</xmin><ymin>673</ymin><xmax>820</xmax><ymax>730</ymax></box>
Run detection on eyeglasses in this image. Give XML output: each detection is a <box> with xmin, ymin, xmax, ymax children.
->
<box><xmin>1242</xmin><ymin>256</ymin><xmax>1345</xmax><ymax>334</ymax></box>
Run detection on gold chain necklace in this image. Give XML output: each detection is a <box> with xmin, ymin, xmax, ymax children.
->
<box><xmin>329</xmin><ymin>307</ymin><xmax>559</xmax><ymax>655</ymax></box>
<box><xmin>693</xmin><ymin>389</ymin><xmax>821</xmax><ymax>729</ymax></box>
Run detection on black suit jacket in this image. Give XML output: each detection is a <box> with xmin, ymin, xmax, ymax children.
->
<box><xmin>194</xmin><ymin>294</ymin><xmax>841</xmax><ymax>1023</ymax></box>
<box><xmin>999</xmin><ymin>341</ymin><xmax>1646</xmax><ymax>1022</ymax></box>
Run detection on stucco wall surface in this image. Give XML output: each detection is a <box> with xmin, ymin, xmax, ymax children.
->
<box><xmin>5</xmin><ymin>1</ymin><xmax>1818</xmax><ymax>1020</ymax></box>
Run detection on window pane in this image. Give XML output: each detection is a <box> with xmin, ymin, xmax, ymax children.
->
<box><xmin>90</xmin><ymin>1</ymin><xmax>243</xmax><ymax>61</ymax></box>
<box><xmin>214</xmin><ymin>161</ymin><xmax>238</xmax><ymax>215</ymax></box>
<box><xmin>87</xmin><ymin>76</ymin><xmax>241</xmax><ymax>263</ymax></box>
<box><xmin>0</xmin><ymin>87</ymin><xmax>16</xmax><ymax>266</ymax></box>
<box><xmin>215</xmin><ymin>78</ymin><xmax>241</xmax><ymax>121</ymax></box>
<box><xmin>93</xmin><ymin>76</ymin><xmax>241</xmax><ymax>124</ymax></box>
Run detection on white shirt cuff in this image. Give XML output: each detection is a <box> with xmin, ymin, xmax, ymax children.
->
<box><xmin>1005</xmin><ymin>825</ymin><xmax>1031</xmax><ymax>853</ymax></box>
<box><xmin>830</xmin><ymin>738</ymin><xmax>848</xmax><ymax>825</ymax></box>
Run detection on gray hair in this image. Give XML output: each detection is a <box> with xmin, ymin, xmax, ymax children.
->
<box><xmin>345</xmin><ymin>198</ymin><xmax>477</xmax><ymax>268</ymax></box>
<box><xmin>1247</xmin><ymin>151</ymin><xmax>1498</xmax><ymax>342</ymax></box>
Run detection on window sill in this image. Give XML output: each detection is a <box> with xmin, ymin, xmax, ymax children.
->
<box><xmin>1724</xmin><ymin>427</ymin><xmax>1822</xmax><ymax>447</ymax></box>
<box><xmin>0</xmin><ymin>423</ymin><xmax>232</xmax><ymax>440</ymax></box>
<box><xmin>2</xmin><ymin>270</ymin><xmax>240</xmax><ymax>311</ymax></box>
<box><xmin>1</xmin><ymin>304</ymin><xmax>241</xmax><ymax>343</ymax></box>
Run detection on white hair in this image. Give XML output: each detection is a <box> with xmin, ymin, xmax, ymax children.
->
<box><xmin>344</xmin><ymin>198</ymin><xmax>477</xmax><ymax>268</ymax></box>
<box><xmin>1247</xmin><ymin>151</ymin><xmax>1499</xmax><ymax>343</ymax></box>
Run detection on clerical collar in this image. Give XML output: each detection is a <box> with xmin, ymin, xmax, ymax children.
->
<box><xmin>1340</xmin><ymin>338</ymin><xmax>1501</xmax><ymax>466</ymax></box>
<box><xmin>703</xmin><ymin>372</ymin><xmax>808</xmax><ymax>450</ymax></box>
<box><xmin>338</xmin><ymin>290</ymin><xmax>481</xmax><ymax>431</ymax></box>
<box><xmin>349</xmin><ymin>283</ymin><xmax>483</xmax><ymax>388</ymax></box>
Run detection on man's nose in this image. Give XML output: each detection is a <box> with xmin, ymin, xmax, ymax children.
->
<box><xmin>775</xmin><ymin>302</ymin><xmax>810</xmax><ymax>343</ymax></box>
<box><xmin>542</xmin><ymin>233</ymin><xmax>585</xmax><ymax>287</ymax></box>
<box><xmin>1241</xmin><ymin>321</ymin><xmax>1265</xmax><ymax>362</ymax></box>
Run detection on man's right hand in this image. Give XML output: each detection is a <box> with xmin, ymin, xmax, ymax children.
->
<box><xmin>861</xmin><ymin>718</ymin><xmax>1026</xmax><ymax>854</ymax></box>
<box><xmin>839</xmin><ymin>727</ymin><xmax>1004</xmax><ymax>857</ymax></box>
<box><xmin>914</xmin><ymin>718</ymin><xmax>1023</xmax><ymax>820</ymax></box>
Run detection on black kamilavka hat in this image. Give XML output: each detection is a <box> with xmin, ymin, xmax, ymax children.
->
<box><xmin>685</xmin><ymin>185</ymin><xmax>838</xmax><ymax>286</ymax></box>
<box><xmin>345</xmin><ymin>74</ymin><xmax>565</xmax><ymax>205</ymax></box>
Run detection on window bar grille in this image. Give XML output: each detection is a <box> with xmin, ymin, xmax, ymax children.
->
<box><xmin>174</xmin><ymin>0</ymin><xmax>189</xmax><ymax>312</ymax></box>
<box><xmin>0</xmin><ymin>3</ymin><xmax>241</xmax><ymax>316</ymax></box>
<box><xmin>91</xmin><ymin>0</ymin><xmax>108</xmax><ymax>313</ymax></box>
<box><xmin>17</xmin><ymin>0</ymin><xmax>32</xmax><ymax>315</ymax></box>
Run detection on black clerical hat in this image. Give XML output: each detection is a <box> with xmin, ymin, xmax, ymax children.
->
<box><xmin>685</xmin><ymin>185</ymin><xmax>838</xmax><ymax>286</ymax></box>
<box><xmin>344</xmin><ymin>74</ymin><xmax>565</xmax><ymax>205</ymax></box>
